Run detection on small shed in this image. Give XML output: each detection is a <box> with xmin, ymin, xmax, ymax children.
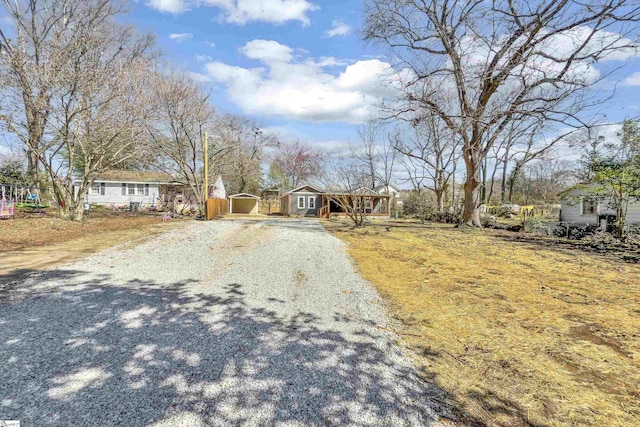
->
<box><xmin>229</xmin><ymin>193</ymin><xmax>261</xmax><ymax>214</ymax></box>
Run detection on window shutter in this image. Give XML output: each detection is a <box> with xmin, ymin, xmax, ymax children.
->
<box><xmin>100</xmin><ymin>183</ymin><xmax>105</xmax><ymax>195</ymax></box>
<box><xmin>122</xmin><ymin>183</ymin><xmax>126</xmax><ymax>195</ymax></box>
<box><xmin>145</xmin><ymin>184</ymin><xmax>149</xmax><ymax>196</ymax></box>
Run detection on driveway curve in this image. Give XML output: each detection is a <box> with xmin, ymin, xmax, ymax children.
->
<box><xmin>1</xmin><ymin>218</ymin><xmax>454</xmax><ymax>426</ymax></box>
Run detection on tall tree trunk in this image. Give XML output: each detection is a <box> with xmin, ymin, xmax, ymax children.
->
<box><xmin>487</xmin><ymin>157</ymin><xmax>500</xmax><ymax>204</ymax></box>
<box><xmin>500</xmin><ymin>146</ymin><xmax>510</xmax><ymax>204</ymax></box>
<box><xmin>436</xmin><ymin>190</ymin><xmax>445</xmax><ymax>213</ymax></box>
<box><xmin>26</xmin><ymin>149</ymin><xmax>39</xmax><ymax>185</ymax></box>
<box><xmin>451</xmin><ymin>161</ymin><xmax>456</xmax><ymax>209</ymax></box>
<box><xmin>481</xmin><ymin>156</ymin><xmax>488</xmax><ymax>204</ymax></box>
<box><xmin>462</xmin><ymin>152</ymin><xmax>482</xmax><ymax>227</ymax></box>
<box><xmin>369</xmin><ymin>161</ymin><xmax>376</xmax><ymax>190</ymax></box>
<box><xmin>508</xmin><ymin>161</ymin><xmax>523</xmax><ymax>204</ymax></box>
<box><xmin>435</xmin><ymin>169</ymin><xmax>445</xmax><ymax>213</ymax></box>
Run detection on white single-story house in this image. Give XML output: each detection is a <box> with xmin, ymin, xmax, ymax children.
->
<box><xmin>560</xmin><ymin>187</ymin><xmax>640</xmax><ymax>226</ymax></box>
<box><xmin>75</xmin><ymin>171</ymin><xmax>179</xmax><ymax>208</ymax></box>
<box><xmin>228</xmin><ymin>193</ymin><xmax>261</xmax><ymax>214</ymax></box>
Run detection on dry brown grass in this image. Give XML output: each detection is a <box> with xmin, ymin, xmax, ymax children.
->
<box><xmin>0</xmin><ymin>209</ymin><xmax>163</xmax><ymax>252</ymax></box>
<box><xmin>325</xmin><ymin>220</ymin><xmax>640</xmax><ymax>427</ymax></box>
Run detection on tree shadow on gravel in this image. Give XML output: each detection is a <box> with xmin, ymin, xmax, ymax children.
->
<box><xmin>0</xmin><ymin>272</ymin><xmax>460</xmax><ymax>426</ymax></box>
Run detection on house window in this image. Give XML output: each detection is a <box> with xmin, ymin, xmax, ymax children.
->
<box><xmin>582</xmin><ymin>198</ymin><xmax>597</xmax><ymax>215</ymax></box>
<box><xmin>137</xmin><ymin>184</ymin><xmax>145</xmax><ymax>195</ymax></box>
<box><xmin>297</xmin><ymin>196</ymin><xmax>305</xmax><ymax>209</ymax></box>
<box><xmin>308</xmin><ymin>196</ymin><xmax>315</xmax><ymax>209</ymax></box>
<box><xmin>90</xmin><ymin>183</ymin><xmax>100</xmax><ymax>195</ymax></box>
<box><xmin>128</xmin><ymin>184</ymin><xmax>135</xmax><ymax>195</ymax></box>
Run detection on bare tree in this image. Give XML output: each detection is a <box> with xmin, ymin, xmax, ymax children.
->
<box><xmin>0</xmin><ymin>0</ymin><xmax>154</xmax><ymax>219</ymax></box>
<box><xmin>393</xmin><ymin>115</ymin><xmax>461</xmax><ymax>212</ymax></box>
<box><xmin>354</xmin><ymin>118</ymin><xmax>398</xmax><ymax>198</ymax></box>
<box><xmin>212</xmin><ymin>114</ymin><xmax>273</xmax><ymax>195</ymax></box>
<box><xmin>523</xmin><ymin>158</ymin><xmax>575</xmax><ymax>204</ymax></box>
<box><xmin>144</xmin><ymin>67</ymin><xmax>217</xmax><ymax>216</ymax></box>
<box><xmin>323</xmin><ymin>157</ymin><xmax>375</xmax><ymax>227</ymax></box>
<box><xmin>364</xmin><ymin>0</ymin><xmax>640</xmax><ymax>226</ymax></box>
<box><xmin>268</xmin><ymin>140</ymin><xmax>325</xmax><ymax>192</ymax></box>
<box><xmin>377</xmin><ymin>130</ymin><xmax>398</xmax><ymax>192</ymax></box>
<box><xmin>354</xmin><ymin>119</ymin><xmax>383</xmax><ymax>190</ymax></box>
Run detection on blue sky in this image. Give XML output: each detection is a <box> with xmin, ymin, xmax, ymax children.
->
<box><xmin>125</xmin><ymin>0</ymin><xmax>640</xmax><ymax>155</ymax></box>
<box><xmin>127</xmin><ymin>0</ymin><xmax>384</xmax><ymax>153</ymax></box>
<box><xmin>2</xmin><ymin>0</ymin><xmax>640</xmax><ymax>161</ymax></box>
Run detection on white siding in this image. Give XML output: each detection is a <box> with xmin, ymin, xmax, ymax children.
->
<box><xmin>560</xmin><ymin>202</ymin><xmax>598</xmax><ymax>224</ymax></box>
<box><xmin>85</xmin><ymin>182</ymin><xmax>161</xmax><ymax>207</ymax></box>
<box><xmin>625</xmin><ymin>201</ymin><xmax>640</xmax><ymax>224</ymax></box>
<box><xmin>560</xmin><ymin>188</ymin><xmax>640</xmax><ymax>225</ymax></box>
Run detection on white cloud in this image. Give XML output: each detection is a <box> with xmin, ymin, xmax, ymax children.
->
<box><xmin>147</xmin><ymin>0</ymin><xmax>189</xmax><ymax>14</ymax></box>
<box><xmin>205</xmin><ymin>41</ymin><xmax>216</xmax><ymax>48</ymax></box>
<box><xmin>169</xmin><ymin>33</ymin><xmax>193</xmax><ymax>43</ymax></box>
<box><xmin>240</xmin><ymin>39</ymin><xmax>293</xmax><ymax>63</ymax></box>
<box><xmin>624</xmin><ymin>71</ymin><xmax>640</xmax><ymax>86</ymax></box>
<box><xmin>187</xmin><ymin>71</ymin><xmax>213</xmax><ymax>83</ymax></box>
<box><xmin>324</xmin><ymin>20</ymin><xmax>351</xmax><ymax>38</ymax></box>
<box><xmin>203</xmin><ymin>40</ymin><xmax>402</xmax><ymax>123</ymax></box>
<box><xmin>205</xmin><ymin>0</ymin><xmax>318</xmax><ymax>25</ymax></box>
<box><xmin>315</xmin><ymin>57</ymin><xmax>349</xmax><ymax>67</ymax></box>
<box><xmin>147</xmin><ymin>0</ymin><xmax>318</xmax><ymax>25</ymax></box>
<box><xmin>195</xmin><ymin>54</ymin><xmax>213</xmax><ymax>62</ymax></box>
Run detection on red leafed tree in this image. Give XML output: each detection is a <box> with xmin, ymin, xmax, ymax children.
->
<box><xmin>268</xmin><ymin>140</ymin><xmax>325</xmax><ymax>191</ymax></box>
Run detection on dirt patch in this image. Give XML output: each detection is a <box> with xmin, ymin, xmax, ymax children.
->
<box><xmin>0</xmin><ymin>211</ymin><xmax>181</xmax><ymax>281</ymax></box>
<box><xmin>0</xmin><ymin>208</ymin><xmax>166</xmax><ymax>252</ymax></box>
<box><xmin>324</xmin><ymin>219</ymin><xmax>640</xmax><ymax>427</ymax></box>
<box><xmin>569</xmin><ymin>323</ymin><xmax>632</xmax><ymax>358</ymax></box>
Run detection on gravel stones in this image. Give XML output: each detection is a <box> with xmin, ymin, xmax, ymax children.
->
<box><xmin>0</xmin><ymin>219</ymin><xmax>452</xmax><ymax>426</ymax></box>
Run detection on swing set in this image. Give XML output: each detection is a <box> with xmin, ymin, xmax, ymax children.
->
<box><xmin>0</xmin><ymin>184</ymin><xmax>47</xmax><ymax>218</ymax></box>
<box><xmin>1</xmin><ymin>184</ymin><xmax>15</xmax><ymax>219</ymax></box>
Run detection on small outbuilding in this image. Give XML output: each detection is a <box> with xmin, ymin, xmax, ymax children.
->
<box><xmin>280</xmin><ymin>184</ymin><xmax>324</xmax><ymax>217</ymax></box>
<box><xmin>228</xmin><ymin>193</ymin><xmax>261</xmax><ymax>214</ymax></box>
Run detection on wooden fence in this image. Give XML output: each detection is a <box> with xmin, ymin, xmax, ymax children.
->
<box><xmin>259</xmin><ymin>199</ymin><xmax>281</xmax><ymax>214</ymax></box>
<box><xmin>206</xmin><ymin>198</ymin><xmax>228</xmax><ymax>220</ymax></box>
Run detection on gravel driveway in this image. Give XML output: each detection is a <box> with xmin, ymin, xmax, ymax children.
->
<box><xmin>1</xmin><ymin>219</ymin><xmax>454</xmax><ymax>426</ymax></box>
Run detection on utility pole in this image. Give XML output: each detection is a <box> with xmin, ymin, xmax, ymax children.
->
<box><xmin>204</xmin><ymin>131</ymin><xmax>209</xmax><ymax>219</ymax></box>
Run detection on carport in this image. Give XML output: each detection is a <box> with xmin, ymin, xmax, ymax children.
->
<box><xmin>228</xmin><ymin>193</ymin><xmax>261</xmax><ymax>214</ymax></box>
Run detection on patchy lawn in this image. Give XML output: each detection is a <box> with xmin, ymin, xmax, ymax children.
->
<box><xmin>1</xmin><ymin>208</ymin><xmax>165</xmax><ymax>252</ymax></box>
<box><xmin>325</xmin><ymin>220</ymin><xmax>640</xmax><ymax>427</ymax></box>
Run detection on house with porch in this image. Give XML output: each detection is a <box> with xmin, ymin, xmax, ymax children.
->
<box><xmin>280</xmin><ymin>184</ymin><xmax>391</xmax><ymax>218</ymax></box>
<box><xmin>75</xmin><ymin>170</ymin><xmax>197</xmax><ymax>211</ymax></box>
